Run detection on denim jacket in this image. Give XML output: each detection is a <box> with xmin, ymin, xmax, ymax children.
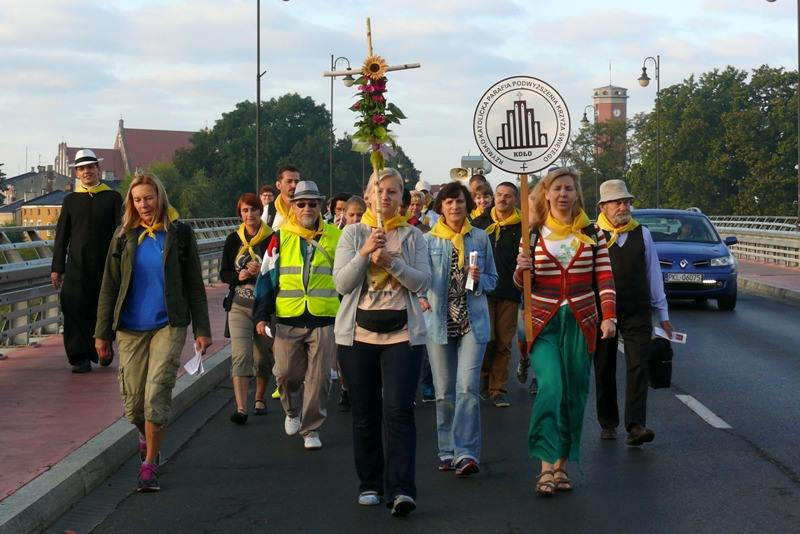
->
<box><xmin>423</xmin><ymin>226</ymin><xmax>498</xmax><ymax>345</ymax></box>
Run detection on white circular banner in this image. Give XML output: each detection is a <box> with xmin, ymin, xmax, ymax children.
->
<box><xmin>473</xmin><ymin>76</ymin><xmax>571</xmax><ymax>174</ymax></box>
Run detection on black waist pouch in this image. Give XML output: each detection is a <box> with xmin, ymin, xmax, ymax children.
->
<box><xmin>356</xmin><ymin>308</ymin><xmax>408</xmax><ymax>333</ymax></box>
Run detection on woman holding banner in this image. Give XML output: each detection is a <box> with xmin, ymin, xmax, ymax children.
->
<box><xmin>514</xmin><ymin>167</ymin><xmax>616</xmax><ymax>496</ymax></box>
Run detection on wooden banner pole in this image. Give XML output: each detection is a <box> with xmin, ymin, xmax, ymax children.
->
<box><xmin>519</xmin><ymin>173</ymin><xmax>534</xmax><ymax>356</ymax></box>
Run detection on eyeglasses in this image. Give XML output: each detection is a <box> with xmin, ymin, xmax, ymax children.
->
<box><xmin>295</xmin><ymin>201</ymin><xmax>319</xmax><ymax>209</ymax></box>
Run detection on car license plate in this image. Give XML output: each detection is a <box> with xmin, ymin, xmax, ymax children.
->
<box><xmin>666</xmin><ymin>273</ymin><xmax>702</xmax><ymax>283</ymax></box>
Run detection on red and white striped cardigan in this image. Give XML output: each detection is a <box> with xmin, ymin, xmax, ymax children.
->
<box><xmin>513</xmin><ymin>224</ymin><xmax>616</xmax><ymax>353</ymax></box>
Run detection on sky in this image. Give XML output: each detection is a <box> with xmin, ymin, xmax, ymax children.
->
<box><xmin>0</xmin><ymin>0</ymin><xmax>796</xmax><ymax>187</ymax></box>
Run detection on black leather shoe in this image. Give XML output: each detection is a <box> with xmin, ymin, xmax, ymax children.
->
<box><xmin>230</xmin><ymin>411</ymin><xmax>248</xmax><ymax>425</ymax></box>
<box><xmin>600</xmin><ymin>428</ymin><xmax>617</xmax><ymax>440</ymax></box>
<box><xmin>71</xmin><ymin>360</ymin><xmax>92</xmax><ymax>373</ymax></box>
<box><xmin>626</xmin><ymin>425</ymin><xmax>655</xmax><ymax>446</ymax></box>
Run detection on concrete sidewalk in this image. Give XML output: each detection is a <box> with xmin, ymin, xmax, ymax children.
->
<box><xmin>737</xmin><ymin>259</ymin><xmax>800</xmax><ymax>304</ymax></box>
<box><xmin>0</xmin><ymin>285</ymin><xmax>233</xmax><ymax>533</ymax></box>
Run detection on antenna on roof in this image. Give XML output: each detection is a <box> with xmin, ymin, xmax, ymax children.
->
<box><xmin>609</xmin><ymin>61</ymin><xmax>612</xmax><ymax>85</ymax></box>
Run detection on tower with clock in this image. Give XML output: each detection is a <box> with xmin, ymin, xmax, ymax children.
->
<box><xmin>592</xmin><ymin>85</ymin><xmax>628</xmax><ymax>123</ymax></box>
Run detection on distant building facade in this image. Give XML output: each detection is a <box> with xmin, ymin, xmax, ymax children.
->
<box><xmin>19</xmin><ymin>190</ymin><xmax>69</xmax><ymax>237</ymax></box>
<box><xmin>0</xmin><ymin>166</ymin><xmax>72</xmax><ymax>205</ymax></box>
<box><xmin>592</xmin><ymin>85</ymin><xmax>628</xmax><ymax>123</ymax></box>
<box><xmin>54</xmin><ymin>118</ymin><xmax>195</xmax><ymax>183</ymax></box>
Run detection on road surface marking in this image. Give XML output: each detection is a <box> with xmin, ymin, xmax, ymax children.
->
<box><xmin>675</xmin><ymin>394</ymin><xmax>733</xmax><ymax>429</ymax></box>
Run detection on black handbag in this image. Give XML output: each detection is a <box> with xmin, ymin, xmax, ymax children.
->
<box><xmin>222</xmin><ymin>286</ymin><xmax>235</xmax><ymax>312</ymax></box>
<box><xmin>647</xmin><ymin>337</ymin><xmax>673</xmax><ymax>389</ymax></box>
<box><xmin>356</xmin><ymin>308</ymin><xmax>408</xmax><ymax>333</ymax></box>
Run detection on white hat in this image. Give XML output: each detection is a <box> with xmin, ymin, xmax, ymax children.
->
<box><xmin>69</xmin><ymin>149</ymin><xmax>103</xmax><ymax>168</ymax></box>
<box><xmin>414</xmin><ymin>180</ymin><xmax>431</xmax><ymax>192</ymax></box>
<box><xmin>598</xmin><ymin>179</ymin><xmax>635</xmax><ymax>204</ymax></box>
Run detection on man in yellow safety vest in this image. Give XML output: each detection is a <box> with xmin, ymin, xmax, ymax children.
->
<box><xmin>254</xmin><ymin>180</ymin><xmax>341</xmax><ymax>450</ymax></box>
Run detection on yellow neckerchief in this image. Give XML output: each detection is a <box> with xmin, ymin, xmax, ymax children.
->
<box><xmin>596</xmin><ymin>211</ymin><xmax>640</xmax><ymax>247</ymax></box>
<box><xmin>430</xmin><ymin>218</ymin><xmax>472</xmax><ymax>268</ymax></box>
<box><xmin>485</xmin><ymin>207</ymin><xmax>521</xmax><ymax>240</ymax></box>
<box><xmin>361</xmin><ymin>208</ymin><xmax>410</xmax><ymax>231</ymax></box>
<box><xmin>470</xmin><ymin>206</ymin><xmax>483</xmax><ymax>219</ymax></box>
<box><xmin>281</xmin><ymin>216</ymin><xmax>324</xmax><ymax>241</ymax></box>
<box><xmin>544</xmin><ymin>209</ymin><xmax>596</xmax><ymax>246</ymax></box>
<box><xmin>76</xmin><ymin>182</ymin><xmax>112</xmax><ymax>197</ymax></box>
<box><xmin>236</xmin><ymin>222</ymin><xmax>273</xmax><ymax>262</ymax></box>
<box><xmin>137</xmin><ymin>206</ymin><xmax>180</xmax><ymax>245</ymax></box>
<box><xmin>274</xmin><ymin>194</ymin><xmax>292</xmax><ymax>220</ymax></box>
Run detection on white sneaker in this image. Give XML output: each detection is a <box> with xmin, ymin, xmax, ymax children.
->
<box><xmin>358</xmin><ymin>491</ymin><xmax>381</xmax><ymax>506</ymax></box>
<box><xmin>303</xmin><ymin>431</ymin><xmax>322</xmax><ymax>450</ymax></box>
<box><xmin>284</xmin><ymin>415</ymin><xmax>301</xmax><ymax>436</ymax></box>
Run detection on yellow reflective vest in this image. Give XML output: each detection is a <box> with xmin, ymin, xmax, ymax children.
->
<box><xmin>275</xmin><ymin>224</ymin><xmax>341</xmax><ymax>318</ymax></box>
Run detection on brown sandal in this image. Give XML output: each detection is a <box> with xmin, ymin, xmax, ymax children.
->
<box><xmin>553</xmin><ymin>468</ymin><xmax>573</xmax><ymax>492</ymax></box>
<box><xmin>536</xmin><ymin>470</ymin><xmax>556</xmax><ymax>496</ymax></box>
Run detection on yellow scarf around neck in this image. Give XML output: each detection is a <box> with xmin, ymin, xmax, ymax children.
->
<box><xmin>274</xmin><ymin>194</ymin><xmax>292</xmax><ymax>219</ymax></box>
<box><xmin>137</xmin><ymin>206</ymin><xmax>180</xmax><ymax>245</ymax></box>
<box><xmin>470</xmin><ymin>206</ymin><xmax>483</xmax><ymax>220</ymax></box>
<box><xmin>236</xmin><ymin>222</ymin><xmax>273</xmax><ymax>261</ymax></box>
<box><xmin>596</xmin><ymin>212</ymin><xmax>640</xmax><ymax>247</ymax></box>
<box><xmin>485</xmin><ymin>207</ymin><xmax>521</xmax><ymax>240</ymax></box>
<box><xmin>76</xmin><ymin>182</ymin><xmax>112</xmax><ymax>197</ymax></box>
<box><xmin>361</xmin><ymin>208</ymin><xmax>410</xmax><ymax>231</ymax></box>
<box><xmin>430</xmin><ymin>218</ymin><xmax>472</xmax><ymax>268</ymax></box>
<box><xmin>544</xmin><ymin>209</ymin><xmax>596</xmax><ymax>246</ymax></box>
<box><xmin>281</xmin><ymin>217</ymin><xmax>324</xmax><ymax>241</ymax></box>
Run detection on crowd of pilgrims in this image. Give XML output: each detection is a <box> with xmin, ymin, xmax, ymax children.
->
<box><xmin>56</xmin><ymin>151</ymin><xmax>672</xmax><ymax>516</ymax></box>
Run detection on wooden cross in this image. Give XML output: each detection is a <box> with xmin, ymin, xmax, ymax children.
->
<box><xmin>323</xmin><ymin>17</ymin><xmax>421</xmax><ymax>228</ymax></box>
<box><xmin>322</xmin><ymin>18</ymin><xmax>421</xmax><ymax>80</ymax></box>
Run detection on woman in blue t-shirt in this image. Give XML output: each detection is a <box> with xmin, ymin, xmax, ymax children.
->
<box><xmin>95</xmin><ymin>173</ymin><xmax>211</xmax><ymax>493</ymax></box>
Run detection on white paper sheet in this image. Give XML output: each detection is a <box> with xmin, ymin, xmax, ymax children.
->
<box><xmin>465</xmin><ymin>251</ymin><xmax>478</xmax><ymax>291</ymax></box>
<box><xmin>653</xmin><ymin>326</ymin><xmax>687</xmax><ymax>344</ymax></box>
<box><xmin>183</xmin><ymin>347</ymin><xmax>205</xmax><ymax>375</ymax></box>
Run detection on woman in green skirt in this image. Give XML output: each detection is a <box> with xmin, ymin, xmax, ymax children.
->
<box><xmin>514</xmin><ymin>167</ymin><xmax>617</xmax><ymax>496</ymax></box>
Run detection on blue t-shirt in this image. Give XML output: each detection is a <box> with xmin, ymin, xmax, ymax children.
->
<box><xmin>119</xmin><ymin>230</ymin><xmax>169</xmax><ymax>331</ymax></box>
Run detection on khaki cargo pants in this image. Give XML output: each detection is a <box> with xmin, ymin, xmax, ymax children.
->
<box><xmin>116</xmin><ymin>325</ymin><xmax>188</xmax><ymax>427</ymax></box>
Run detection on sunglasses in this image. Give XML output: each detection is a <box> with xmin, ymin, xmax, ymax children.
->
<box><xmin>295</xmin><ymin>201</ymin><xmax>319</xmax><ymax>209</ymax></box>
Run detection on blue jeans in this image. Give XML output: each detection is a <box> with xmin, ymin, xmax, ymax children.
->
<box><xmin>427</xmin><ymin>329</ymin><xmax>486</xmax><ymax>464</ymax></box>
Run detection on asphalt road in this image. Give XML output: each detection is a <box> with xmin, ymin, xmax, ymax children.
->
<box><xmin>56</xmin><ymin>292</ymin><xmax>800</xmax><ymax>533</ymax></box>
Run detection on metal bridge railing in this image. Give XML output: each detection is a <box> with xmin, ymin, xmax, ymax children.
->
<box><xmin>709</xmin><ymin>216</ymin><xmax>800</xmax><ymax>268</ymax></box>
<box><xmin>0</xmin><ymin>218</ymin><xmax>239</xmax><ymax>347</ymax></box>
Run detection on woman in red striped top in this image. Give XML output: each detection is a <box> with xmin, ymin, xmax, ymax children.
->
<box><xmin>514</xmin><ymin>167</ymin><xmax>616</xmax><ymax>496</ymax></box>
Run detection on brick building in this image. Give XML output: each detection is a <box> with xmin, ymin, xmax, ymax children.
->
<box><xmin>54</xmin><ymin>118</ymin><xmax>195</xmax><ymax>183</ymax></box>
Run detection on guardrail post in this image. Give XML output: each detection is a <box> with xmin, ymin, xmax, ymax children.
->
<box><xmin>44</xmin><ymin>293</ymin><xmax>61</xmax><ymax>334</ymax></box>
<box><xmin>10</xmin><ymin>300</ymin><xmax>29</xmax><ymax>346</ymax></box>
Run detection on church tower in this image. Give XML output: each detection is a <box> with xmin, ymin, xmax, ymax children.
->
<box><xmin>592</xmin><ymin>85</ymin><xmax>628</xmax><ymax>123</ymax></box>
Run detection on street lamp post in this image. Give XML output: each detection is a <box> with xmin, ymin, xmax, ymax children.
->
<box><xmin>767</xmin><ymin>0</ymin><xmax>800</xmax><ymax>226</ymax></box>
<box><xmin>580</xmin><ymin>104</ymin><xmax>599</xmax><ymax>215</ymax></box>
<box><xmin>256</xmin><ymin>0</ymin><xmax>290</xmax><ymax>193</ymax></box>
<box><xmin>638</xmin><ymin>55</ymin><xmax>661</xmax><ymax>208</ymax></box>
<box><xmin>330</xmin><ymin>55</ymin><xmax>355</xmax><ymax>200</ymax></box>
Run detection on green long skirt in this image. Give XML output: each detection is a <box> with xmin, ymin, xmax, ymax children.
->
<box><xmin>528</xmin><ymin>305</ymin><xmax>592</xmax><ymax>464</ymax></box>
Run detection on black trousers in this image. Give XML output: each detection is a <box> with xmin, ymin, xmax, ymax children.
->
<box><xmin>338</xmin><ymin>341</ymin><xmax>422</xmax><ymax>500</ymax></box>
<box><xmin>593</xmin><ymin>317</ymin><xmax>652</xmax><ymax>432</ymax></box>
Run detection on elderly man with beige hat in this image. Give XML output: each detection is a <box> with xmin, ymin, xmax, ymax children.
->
<box><xmin>252</xmin><ymin>180</ymin><xmax>341</xmax><ymax>450</ymax></box>
<box><xmin>594</xmin><ymin>179</ymin><xmax>673</xmax><ymax>446</ymax></box>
